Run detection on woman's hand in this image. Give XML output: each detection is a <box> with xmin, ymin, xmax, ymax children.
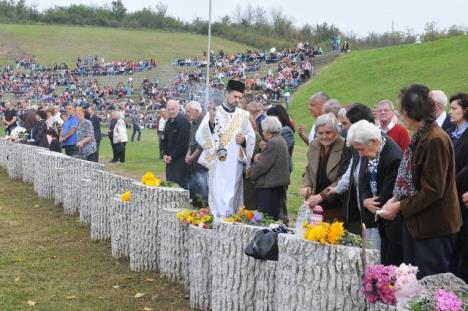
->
<box><xmin>377</xmin><ymin>197</ymin><xmax>400</xmax><ymax>220</ymax></box>
<box><xmin>253</xmin><ymin>154</ymin><xmax>261</xmax><ymax>162</ymax></box>
<box><xmin>307</xmin><ymin>194</ymin><xmax>323</xmax><ymax>207</ymax></box>
<box><xmin>363</xmin><ymin>197</ymin><xmax>381</xmax><ymax>214</ymax></box>
<box><xmin>302</xmin><ymin>186</ymin><xmax>312</xmax><ymax>199</ymax></box>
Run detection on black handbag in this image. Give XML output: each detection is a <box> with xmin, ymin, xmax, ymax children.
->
<box><xmin>244</xmin><ymin>229</ymin><xmax>279</xmax><ymax>261</ymax></box>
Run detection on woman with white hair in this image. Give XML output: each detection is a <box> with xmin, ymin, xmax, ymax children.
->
<box><xmin>113</xmin><ymin>111</ymin><xmax>128</xmax><ymax>163</ymax></box>
<box><xmin>302</xmin><ymin>113</ymin><xmax>350</xmax><ymax>222</ymax></box>
<box><xmin>250</xmin><ymin>116</ymin><xmax>290</xmax><ymax>221</ymax></box>
<box><xmin>344</xmin><ymin>120</ymin><xmax>403</xmax><ymax>265</ymax></box>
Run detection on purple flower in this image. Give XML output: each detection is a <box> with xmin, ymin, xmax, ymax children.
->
<box><xmin>363</xmin><ymin>265</ymin><xmax>397</xmax><ymax>305</ymax></box>
<box><xmin>435</xmin><ymin>289</ymin><xmax>463</xmax><ymax>311</ymax></box>
<box><xmin>252</xmin><ymin>213</ymin><xmax>263</xmax><ymax>223</ymax></box>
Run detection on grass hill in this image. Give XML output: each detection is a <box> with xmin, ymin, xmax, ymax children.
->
<box><xmin>0</xmin><ymin>24</ymin><xmax>254</xmax><ymax>65</ymax></box>
<box><xmin>289</xmin><ymin>36</ymin><xmax>468</xmax><ymax>128</ymax></box>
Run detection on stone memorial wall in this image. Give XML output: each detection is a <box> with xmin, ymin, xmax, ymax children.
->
<box><xmin>0</xmin><ymin>141</ymin><xmax>384</xmax><ymax>311</ymax></box>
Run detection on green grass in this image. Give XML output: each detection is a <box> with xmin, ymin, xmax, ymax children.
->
<box><xmin>0</xmin><ymin>169</ymin><xmax>190</xmax><ymax>311</ymax></box>
<box><xmin>0</xmin><ymin>23</ymin><xmax>254</xmax><ymax>65</ymax></box>
<box><xmin>285</xmin><ymin>35</ymin><xmax>468</xmax><ymax>213</ymax></box>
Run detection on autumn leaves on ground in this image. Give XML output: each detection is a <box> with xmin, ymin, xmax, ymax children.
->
<box><xmin>0</xmin><ymin>169</ymin><xmax>189</xmax><ymax>310</ymax></box>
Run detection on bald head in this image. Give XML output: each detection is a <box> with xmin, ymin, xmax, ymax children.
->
<box><xmin>166</xmin><ymin>100</ymin><xmax>180</xmax><ymax>120</ymax></box>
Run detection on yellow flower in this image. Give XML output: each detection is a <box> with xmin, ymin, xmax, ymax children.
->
<box><xmin>224</xmin><ymin>217</ymin><xmax>235</xmax><ymax>223</ymax></box>
<box><xmin>200</xmin><ymin>216</ymin><xmax>212</xmax><ymax>223</ymax></box>
<box><xmin>141</xmin><ymin>171</ymin><xmax>161</xmax><ymax>187</ymax></box>
<box><xmin>304</xmin><ymin>223</ymin><xmax>329</xmax><ymax>244</ymax></box>
<box><xmin>327</xmin><ymin>221</ymin><xmax>345</xmax><ymax>244</ymax></box>
<box><xmin>120</xmin><ymin>191</ymin><xmax>131</xmax><ymax>202</ymax></box>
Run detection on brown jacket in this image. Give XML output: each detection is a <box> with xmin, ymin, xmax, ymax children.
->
<box><xmin>400</xmin><ymin>123</ymin><xmax>462</xmax><ymax>239</ymax></box>
<box><xmin>250</xmin><ymin>134</ymin><xmax>290</xmax><ymax>188</ymax></box>
<box><xmin>303</xmin><ymin>137</ymin><xmax>346</xmax><ymax>195</ymax></box>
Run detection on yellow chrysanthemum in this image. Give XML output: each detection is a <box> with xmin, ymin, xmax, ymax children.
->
<box><xmin>304</xmin><ymin>223</ymin><xmax>329</xmax><ymax>244</ymax></box>
<box><xmin>327</xmin><ymin>221</ymin><xmax>345</xmax><ymax>244</ymax></box>
<box><xmin>224</xmin><ymin>217</ymin><xmax>235</xmax><ymax>223</ymax></box>
<box><xmin>120</xmin><ymin>191</ymin><xmax>131</xmax><ymax>202</ymax></box>
<box><xmin>141</xmin><ymin>171</ymin><xmax>161</xmax><ymax>187</ymax></box>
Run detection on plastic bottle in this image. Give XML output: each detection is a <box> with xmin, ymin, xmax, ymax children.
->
<box><xmin>295</xmin><ymin>202</ymin><xmax>312</xmax><ymax>237</ymax></box>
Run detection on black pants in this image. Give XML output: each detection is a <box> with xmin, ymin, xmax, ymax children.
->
<box><xmin>95</xmin><ymin>139</ymin><xmax>101</xmax><ymax>162</ymax></box>
<box><xmin>115</xmin><ymin>142</ymin><xmax>126</xmax><ymax>162</ymax></box>
<box><xmin>256</xmin><ymin>186</ymin><xmax>284</xmax><ymax>221</ymax></box>
<box><xmin>86</xmin><ymin>152</ymin><xmax>98</xmax><ymax>162</ymax></box>
<box><xmin>402</xmin><ymin>221</ymin><xmax>456</xmax><ymax>279</ymax></box>
<box><xmin>450</xmin><ymin>209</ymin><xmax>468</xmax><ymax>283</ymax></box>
<box><xmin>131</xmin><ymin>126</ymin><xmax>141</xmax><ymax>142</ymax></box>
<box><xmin>188</xmin><ymin>165</ymin><xmax>209</xmax><ymax>207</ymax></box>
<box><xmin>158</xmin><ymin>131</ymin><xmax>164</xmax><ymax>159</ymax></box>
<box><xmin>166</xmin><ymin>158</ymin><xmax>188</xmax><ymax>189</ymax></box>
<box><xmin>64</xmin><ymin>145</ymin><xmax>77</xmax><ymax>156</ymax></box>
<box><xmin>109</xmin><ymin>136</ymin><xmax>117</xmax><ymax>161</ymax></box>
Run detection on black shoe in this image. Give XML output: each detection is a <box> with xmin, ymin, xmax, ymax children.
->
<box><xmin>109</xmin><ymin>160</ymin><xmax>118</xmax><ymax>163</ymax></box>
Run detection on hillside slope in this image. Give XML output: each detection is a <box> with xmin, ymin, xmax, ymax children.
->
<box><xmin>290</xmin><ymin>36</ymin><xmax>468</xmax><ymax>127</ymax></box>
<box><xmin>0</xmin><ymin>24</ymin><xmax>254</xmax><ymax>65</ymax></box>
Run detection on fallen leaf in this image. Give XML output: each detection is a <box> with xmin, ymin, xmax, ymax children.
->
<box><xmin>34</xmin><ymin>204</ymin><xmax>39</xmax><ymax>208</ymax></box>
<box><xmin>113</xmin><ymin>285</ymin><xmax>119</xmax><ymax>289</ymax></box>
<box><xmin>144</xmin><ymin>308</ymin><xmax>154</xmax><ymax>311</ymax></box>
<box><xmin>145</xmin><ymin>278</ymin><xmax>155</xmax><ymax>282</ymax></box>
<box><xmin>15</xmin><ymin>277</ymin><xmax>20</xmax><ymax>282</ymax></box>
<box><xmin>97</xmin><ymin>296</ymin><xmax>105</xmax><ymax>299</ymax></box>
<box><xmin>66</xmin><ymin>296</ymin><xmax>76</xmax><ymax>300</ymax></box>
<box><xmin>27</xmin><ymin>301</ymin><xmax>37</xmax><ymax>306</ymax></box>
<box><xmin>135</xmin><ymin>292</ymin><xmax>146</xmax><ymax>298</ymax></box>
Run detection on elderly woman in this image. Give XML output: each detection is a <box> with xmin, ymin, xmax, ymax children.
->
<box><xmin>447</xmin><ymin>92</ymin><xmax>468</xmax><ymax>282</ymax></box>
<box><xmin>345</xmin><ymin>120</ymin><xmax>403</xmax><ymax>265</ymax></box>
<box><xmin>250</xmin><ymin>116</ymin><xmax>290</xmax><ymax>221</ymax></box>
<box><xmin>113</xmin><ymin>111</ymin><xmax>128</xmax><ymax>163</ymax></box>
<box><xmin>303</xmin><ymin>113</ymin><xmax>349</xmax><ymax>222</ymax></box>
<box><xmin>75</xmin><ymin>107</ymin><xmax>97</xmax><ymax>162</ymax></box>
<box><xmin>378</xmin><ymin>84</ymin><xmax>462</xmax><ymax>279</ymax></box>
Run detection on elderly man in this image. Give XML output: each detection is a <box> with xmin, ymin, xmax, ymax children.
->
<box><xmin>162</xmin><ymin>100</ymin><xmax>190</xmax><ymax>189</ymax></box>
<box><xmin>196</xmin><ymin>80</ymin><xmax>256</xmax><ymax>218</ymax></box>
<box><xmin>246</xmin><ymin>101</ymin><xmax>266</xmax><ymax>138</ymax></box>
<box><xmin>3</xmin><ymin>101</ymin><xmax>17</xmax><ymax>136</ymax></box>
<box><xmin>185</xmin><ymin>101</ymin><xmax>208</xmax><ymax>206</ymax></box>
<box><xmin>430</xmin><ymin>90</ymin><xmax>452</xmax><ymax>131</ymax></box>
<box><xmin>322</xmin><ymin>99</ymin><xmax>342</xmax><ymax>117</ymax></box>
<box><xmin>59</xmin><ymin>105</ymin><xmax>79</xmax><ymax>156</ymax></box>
<box><xmin>298</xmin><ymin>91</ymin><xmax>329</xmax><ymax>145</ymax></box>
<box><xmin>376</xmin><ymin>100</ymin><xmax>410</xmax><ymax>150</ymax></box>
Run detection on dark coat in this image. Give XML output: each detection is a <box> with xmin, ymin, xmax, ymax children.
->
<box><xmin>448</xmin><ymin>127</ymin><xmax>468</xmax><ymax>202</ymax></box>
<box><xmin>90</xmin><ymin>114</ymin><xmax>102</xmax><ymax>143</ymax></box>
<box><xmin>359</xmin><ymin>137</ymin><xmax>403</xmax><ymax>245</ymax></box>
<box><xmin>250</xmin><ymin>134</ymin><xmax>290</xmax><ymax>188</ymax></box>
<box><xmin>441</xmin><ymin>114</ymin><xmax>453</xmax><ymax>132</ymax></box>
<box><xmin>400</xmin><ymin>123</ymin><xmax>462</xmax><ymax>239</ymax></box>
<box><xmin>280</xmin><ymin>126</ymin><xmax>295</xmax><ymax>172</ymax></box>
<box><xmin>162</xmin><ymin>113</ymin><xmax>190</xmax><ymax>160</ymax></box>
<box><xmin>32</xmin><ymin>120</ymin><xmax>49</xmax><ymax>148</ymax></box>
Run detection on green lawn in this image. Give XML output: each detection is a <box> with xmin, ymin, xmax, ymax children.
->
<box><xmin>0</xmin><ymin>169</ymin><xmax>189</xmax><ymax>311</ymax></box>
<box><xmin>0</xmin><ymin>23</ymin><xmax>254</xmax><ymax>65</ymax></box>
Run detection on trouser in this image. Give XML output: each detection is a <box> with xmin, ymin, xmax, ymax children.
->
<box><xmin>64</xmin><ymin>145</ymin><xmax>77</xmax><ymax>156</ymax></box>
<box><xmin>278</xmin><ymin>185</ymin><xmax>289</xmax><ymax>226</ymax></box>
<box><xmin>188</xmin><ymin>165</ymin><xmax>209</xmax><ymax>208</ymax></box>
<box><xmin>166</xmin><ymin>158</ymin><xmax>188</xmax><ymax>189</ymax></box>
<box><xmin>109</xmin><ymin>136</ymin><xmax>117</xmax><ymax>161</ymax></box>
<box><xmin>86</xmin><ymin>152</ymin><xmax>98</xmax><ymax>162</ymax></box>
<box><xmin>381</xmin><ymin>237</ymin><xmax>403</xmax><ymax>266</ymax></box>
<box><xmin>131</xmin><ymin>126</ymin><xmax>141</xmax><ymax>141</ymax></box>
<box><xmin>449</xmin><ymin>209</ymin><xmax>468</xmax><ymax>283</ymax></box>
<box><xmin>158</xmin><ymin>131</ymin><xmax>164</xmax><ymax>159</ymax></box>
<box><xmin>115</xmin><ymin>142</ymin><xmax>126</xmax><ymax>163</ymax></box>
<box><xmin>95</xmin><ymin>139</ymin><xmax>101</xmax><ymax>162</ymax></box>
<box><xmin>402</xmin><ymin>221</ymin><xmax>456</xmax><ymax>279</ymax></box>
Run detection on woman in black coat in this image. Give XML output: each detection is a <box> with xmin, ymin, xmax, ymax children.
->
<box><xmin>447</xmin><ymin>92</ymin><xmax>468</xmax><ymax>282</ymax></box>
<box><xmin>31</xmin><ymin>110</ymin><xmax>49</xmax><ymax>148</ymax></box>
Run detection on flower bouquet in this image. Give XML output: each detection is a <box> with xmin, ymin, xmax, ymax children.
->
<box><xmin>176</xmin><ymin>208</ymin><xmax>213</xmax><ymax>229</ymax></box>
<box><xmin>120</xmin><ymin>191</ymin><xmax>131</xmax><ymax>202</ymax></box>
<box><xmin>302</xmin><ymin>221</ymin><xmax>345</xmax><ymax>245</ymax></box>
<box><xmin>141</xmin><ymin>171</ymin><xmax>180</xmax><ymax>188</ymax></box>
<box><xmin>7</xmin><ymin>126</ymin><xmax>28</xmax><ymax>142</ymax></box>
<box><xmin>224</xmin><ymin>207</ymin><xmax>276</xmax><ymax>227</ymax></box>
<box><xmin>409</xmin><ymin>288</ymin><xmax>465</xmax><ymax>311</ymax></box>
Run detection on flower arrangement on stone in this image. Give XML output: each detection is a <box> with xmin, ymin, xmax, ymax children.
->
<box><xmin>364</xmin><ymin>263</ymin><xmax>429</xmax><ymax>307</ymax></box>
<box><xmin>141</xmin><ymin>171</ymin><xmax>161</xmax><ymax>187</ymax></box>
<box><xmin>6</xmin><ymin>126</ymin><xmax>27</xmax><ymax>142</ymax></box>
<box><xmin>409</xmin><ymin>288</ymin><xmax>464</xmax><ymax>311</ymax></box>
<box><xmin>176</xmin><ymin>208</ymin><xmax>213</xmax><ymax>229</ymax></box>
<box><xmin>224</xmin><ymin>207</ymin><xmax>275</xmax><ymax>227</ymax></box>
<box><xmin>302</xmin><ymin>221</ymin><xmax>345</xmax><ymax>245</ymax></box>
<box><xmin>120</xmin><ymin>191</ymin><xmax>131</xmax><ymax>202</ymax></box>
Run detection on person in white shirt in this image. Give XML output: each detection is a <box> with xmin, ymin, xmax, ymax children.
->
<box><xmin>157</xmin><ymin>108</ymin><xmax>167</xmax><ymax>159</ymax></box>
<box><xmin>430</xmin><ymin>90</ymin><xmax>452</xmax><ymax>131</ymax></box>
<box><xmin>298</xmin><ymin>92</ymin><xmax>330</xmax><ymax>145</ymax></box>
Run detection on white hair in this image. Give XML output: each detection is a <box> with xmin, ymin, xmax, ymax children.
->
<box><xmin>186</xmin><ymin>101</ymin><xmax>202</xmax><ymax>113</ymax></box>
<box><xmin>261</xmin><ymin>116</ymin><xmax>282</xmax><ymax>134</ymax></box>
<box><xmin>346</xmin><ymin>120</ymin><xmax>382</xmax><ymax>147</ymax></box>
<box><xmin>337</xmin><ymin>107</ymin><xmax>347</xmax><ymax>119</ymax></box>
<box><xmin>322</xmin><ymin>99</ymin><xmax>342</xmax><ymax>116</ymax></box>
<box><xmin>309</xmin><ymin>91</ymin><xmax>329</xmax><ymax>104</ymax></box>
<box><xmin>377</xmin><ymin>99</ymin><xmax>395</xmax><ymax>111</ymax></box>
<box><xmin>314</xmin><ymin>113</ymin><xmax>342</xmax><ymax>135</ymax></box>
<box><xmin>429</xmin><ymin>90</ymin><xmax>448</xmax><ymax>108</ymax></box>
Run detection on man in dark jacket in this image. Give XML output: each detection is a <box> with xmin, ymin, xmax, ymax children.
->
<box><xmin>162</xmin><ymin>100</ymin><xmax>190</xmax><ymax>189</ymax></box>
<box><xmin>88</xmin><ymin>107</ymin><xmax>102</xmax><ymax>161</ymax></box>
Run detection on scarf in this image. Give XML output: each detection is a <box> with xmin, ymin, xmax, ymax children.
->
<box><xmin>393</xmin><ymin>122</ymin><xmax>432</xmax><ymax>200</ymax></box>
<box><xmin>367</xmin><ymin>136</ymin><xmax>386</xmax><ymax>196</ymax></box>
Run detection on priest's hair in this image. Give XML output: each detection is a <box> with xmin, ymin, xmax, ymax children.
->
<box><xmin>261</xmin><ymin>116</ymin><xmax>282</xmax><ymax>135</ymax></box>
<box><xmin>315</xmin><ymin>113</ymin><xmax>342</xmax><ymax>135</ymax></box>
<box><xmin>346</xmin><ymin>120</ymin><xmax>382</xmax><ymax>147</ymax></box>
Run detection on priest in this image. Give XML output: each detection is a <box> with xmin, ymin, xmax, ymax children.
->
<box><xmin>196</xmin><ymin>80</ymin><xmax>256</xmax><ymax>218</ymax></box>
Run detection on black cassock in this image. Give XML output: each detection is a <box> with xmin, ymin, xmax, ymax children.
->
<box><xmin>162</xmin><ymin>113</ymin><xmax>190</xmax><ymax>189</ymax></box>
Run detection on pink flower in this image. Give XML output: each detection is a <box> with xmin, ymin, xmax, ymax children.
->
<box><xmin>435</xmin><ymin>289</ymin><xmax>463</xmax><ymax>311</ymax></box>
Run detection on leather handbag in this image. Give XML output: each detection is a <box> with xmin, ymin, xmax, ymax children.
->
<box><xmin>244</xmin><ymin>229</ymin><xmax>279</xmax><ymax>261</ymax></box>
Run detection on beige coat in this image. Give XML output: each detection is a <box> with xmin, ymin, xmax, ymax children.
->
<box><xmin>113</xmin><ymin>119</ymin><xmax>128</xmax><ymax>144</ymax></box>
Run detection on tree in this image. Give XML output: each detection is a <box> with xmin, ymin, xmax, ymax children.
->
<box><xmin>111</xmin><ymin>0</ymin><xmax>126</xmax><ymax>21</ymax></box>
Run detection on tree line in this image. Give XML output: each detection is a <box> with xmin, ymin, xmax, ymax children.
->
<box><xmin>0</xmin><ymin>0</ymin><xmax>465</xmax><ymax>51</ymax></box>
